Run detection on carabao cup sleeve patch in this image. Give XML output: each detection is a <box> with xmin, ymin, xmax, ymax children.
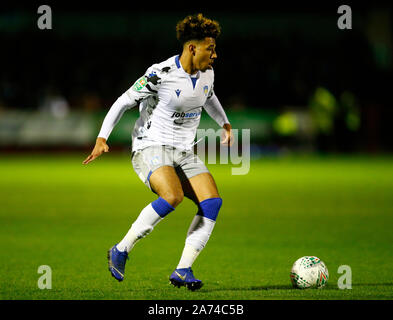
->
<box><xmin>132</xmin><ymin>76</ymin><xmax>148</xmax><ymax>91</ymax></box>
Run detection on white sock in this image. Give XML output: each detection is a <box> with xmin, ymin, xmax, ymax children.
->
<box><xmin>177</xmin><ymin>243</ymin><xmax>201</xmax><ymax>269</ymax></box>
<box><xmin>117</xmin><ymin>203</ymin><xmax>163</xmax><ymax>253</ymax></box>
<box><xmin>177</xmin><ymin>215</ymin><xmax>216</xmax><ymax>269</ymax></box>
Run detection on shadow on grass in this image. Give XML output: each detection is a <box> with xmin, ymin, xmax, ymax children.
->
<box><xmin>352</xmin><ymin>283</ymin><xmax>393</xmax><ymax>287</ymax></box>
<box><xmin>125</xmin><ymin>284</ymin><xmax>293</xmax><ymax>293</ymax></box>
<box><xmin>201</xmin><ymin>284</ymin><xmax>293</xmax><ymax>292</ymax></box>
<box><xmin>200</xmin><ymin>283</ymin><xmax>393</xmax><ymax>293</ymax></box>
<box><xmin>120</xmin><ymin>282</ymin><xmax>393</xmax><ymax>294</ymax></box>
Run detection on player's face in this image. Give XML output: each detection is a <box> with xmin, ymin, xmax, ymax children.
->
<box><xmin>194</xmin><ymin>37</ymin><xmax>217</xmax><ymax>72</ymax></box>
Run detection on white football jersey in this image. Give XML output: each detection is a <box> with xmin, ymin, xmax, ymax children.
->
<box><xmin>127</xmin><ymin>55</ymin><xmax>215</xmax><ymax>152</ymax></box>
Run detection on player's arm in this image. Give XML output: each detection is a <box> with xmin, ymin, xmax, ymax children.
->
<box><xmin>221</xmin><ymin>122</ymin><xmax>233</xmax><ymax>146</ymax></box>
<box><xmin>83</xmin><ymin>93</ymin><xmax>135</xmax><ymax>164</ymax></box>
<box><xmin>203</xmin><ymin>91</ymin><xmax>233</xmax><ymax>146</ymax></box>
<box><xmin>83</xmin><ymin>67</ymin><xmax>162</xmax><ymax>165</ymax></box>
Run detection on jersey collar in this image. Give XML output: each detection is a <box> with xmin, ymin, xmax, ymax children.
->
<box><xmin>175</xmin><ymin>55</ymin><xmax>181</xmax><ymax>69</ymax></box>
<box><xmin>175</xmin><ymin>55</ymin><xmax>200</xmax><ymax>78</ymax></box>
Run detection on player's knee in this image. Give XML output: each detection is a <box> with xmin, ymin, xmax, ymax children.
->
<box><xmin>161</xmin><ymin>190</ymin><xmax>184</xmax><ymax>208</ymax></box>
<box><xmin>198</xmin><ymin>197</ymin><xmax>223</xmax><ymax>221</ymax></box>
<box><xmin>151</xmin><ymin>197</ymin><xmax>175</xmax><ymax>218</ymax></box>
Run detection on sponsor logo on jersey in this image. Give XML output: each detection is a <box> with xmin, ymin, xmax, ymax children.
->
<box><xmin>171</xmin><ymin>111</ymin><xmax>201</xmax><ymax>118</ymax></box>
<box><xmin>175</xmin><ymin>89</ymin><xmax>181</xmax><ymax>97</ymax></box>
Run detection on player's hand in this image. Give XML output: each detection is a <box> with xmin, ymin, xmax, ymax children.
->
<box><xmin>82</xmin><ymin>137</ymin><xmax>109</xmax><ymax>165</ymax></box>
<box><xmin>221</xmin><ymin>123</ymin><xmax>234</xmax><ymax>147</ymax></box>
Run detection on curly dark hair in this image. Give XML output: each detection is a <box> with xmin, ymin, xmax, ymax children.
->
<box><xmin>176</xmin><ymin>13</ymin><xmax>221</xmax><ymax>45</ymax></box>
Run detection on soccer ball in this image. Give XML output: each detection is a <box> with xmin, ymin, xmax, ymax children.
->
<box><xmin>290</xmin><ymin>256</ymin><xmax>329</xmax><ymax>289</ymax></box>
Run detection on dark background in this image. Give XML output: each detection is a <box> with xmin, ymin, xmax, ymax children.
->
<box><xmin>1</xmin><ymin>1</ymin><xmax>392</xmax><ymax>152</ymax></box>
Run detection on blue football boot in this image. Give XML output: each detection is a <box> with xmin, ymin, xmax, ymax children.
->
<box><xmin>169</xmin><ymin>267</ymin><xmax>203</xmax><ymax>291</ymax></box>
<box><xmin>107</xmin><ymin>244</ymin><xmax>129</xmax><ymax>282</ymax></box>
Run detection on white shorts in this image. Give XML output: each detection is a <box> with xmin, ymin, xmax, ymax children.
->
<box><xmin>131</xmin><ymin>145</ymin><xmax>210</xmax><ymax>191</ymax></box>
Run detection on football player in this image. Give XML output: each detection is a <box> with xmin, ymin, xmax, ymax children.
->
<box><xmin>83</xmin><ymin>13</ymin><xmax>232</xmax><ymax>291</ymax></box>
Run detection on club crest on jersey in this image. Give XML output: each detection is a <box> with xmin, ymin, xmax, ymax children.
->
<box><xmin>175</xmin><ymin>89</ymin><xmax>181</xmax><ymax>97</ymax></box>
<box><xmin>203</xmin><ymin>85</ymin><xmax>209</xmax><ymax>96</ymax></box>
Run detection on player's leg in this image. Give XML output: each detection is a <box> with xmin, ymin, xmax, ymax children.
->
<box><xmin>149</xmin><ymin>165</ymin><xmax>184</xmax><ymax>207</ymax></box>
<box><xmin>109</xmin><ymin>146</ymin><xmax>183</xmax><ymax>282</ymax></box>
<box><xmin>116</xmin><ymin>165</ymin><xmax>183</xmax><ymax>253</ymax></box>
<box><xmin>177</xmin><ymin>172</ymin><xmax>221</xmax><ymax>268</ymax></box>
<box><xmin>170</xmin><ymin>170</ymin><xmax>223</xmax><ymax>290</ymax></box>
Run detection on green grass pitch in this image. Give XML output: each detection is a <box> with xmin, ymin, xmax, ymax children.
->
<box><xmin>1</xmin><ymin>152</ymin><xmax>393</xmax><ymax>300</ymax></box>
